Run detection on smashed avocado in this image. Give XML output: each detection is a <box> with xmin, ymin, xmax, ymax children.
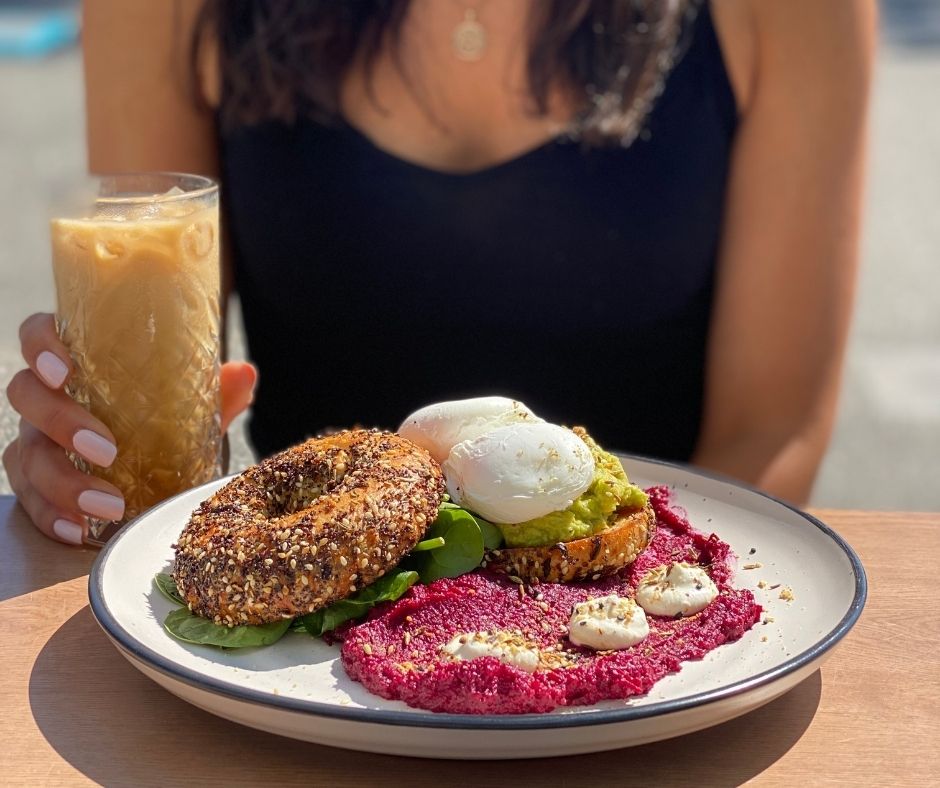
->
<box><xmin>497</xmin><ymin>432</ymin><xmax>648</xmax><ymax>548</ymax></box>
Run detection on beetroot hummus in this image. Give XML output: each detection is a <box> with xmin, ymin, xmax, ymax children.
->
<box><xmin>340</xmin><ymin>487</ymin><xmax>761</xmax><ymax>714</ymax></box>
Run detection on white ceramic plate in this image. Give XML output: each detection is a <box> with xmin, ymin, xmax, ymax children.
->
<box><xmin>89</xmin><ymin>456</ymin><xmax>866</xmax><ymax>759</ymax></box>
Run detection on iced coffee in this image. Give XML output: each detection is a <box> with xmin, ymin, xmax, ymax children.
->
<box><xmin>50</xmin><ymin>174</ymin><xmax>221</xmax><ymax>543</ymax></box>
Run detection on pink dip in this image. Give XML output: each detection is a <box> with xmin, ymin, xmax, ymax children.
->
<box><xmin>339</xmin><ymin>486</ymin><xmax>761</xmax><ymax>714</ymax></box>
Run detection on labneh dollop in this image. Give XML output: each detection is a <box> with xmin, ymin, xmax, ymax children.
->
<box><xmin>338</xmin><ymin>487</ymin><xmax>761</xmax><ymax>714</ymax></box>
<box><xmin>568</xmin><ymin>595</ymin><xmax>650</xmax><ymax>651</ymax></box>
<box><xmin>636</xmin><ymin>562</ymin><xmax>720</xmax><ymax>618</ymax></box>
<box><xmin>443</xmin><ymin>630</ymin><xmax>542</xmax><ymax>673</ymax></box>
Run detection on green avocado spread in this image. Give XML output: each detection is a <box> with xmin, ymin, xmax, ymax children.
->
<box><xmin>496</xmin><ymin>431</ymin><xmax>648</xmax><ymax>548</ymax></box>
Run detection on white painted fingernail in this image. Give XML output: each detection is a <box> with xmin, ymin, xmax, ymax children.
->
<box><xmin>36</xmin><ymin>351</ymin><xmax>68</xmax><ymax>388</ymax></box>
<box><xmin>78</xmin><ymin>489</ymin><xmax>125</xmax><ymax>521</ymax></box>
<box><xmin>53</xmin><ymin>518</ymin><xmax>84</xmax><ymax>545</ymax></box>
<box><xmin>73</xmin><ymin>429</ymin><xmax>117</xmax><ymax>467</ymax></box>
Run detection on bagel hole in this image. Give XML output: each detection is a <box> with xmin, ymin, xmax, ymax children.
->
<box><xmin>261</xmin><ymin>476</ymin><xmax>327</xmax><ymax>518</ymax></box>
<box><xmin>262</xmin><ymin>458</ymin><xmax>350</xmax><ymax>518</ymax></box>
<box><xmin>279</xmin><ymin>481</ymin><xmax>326</xmax><ymax>516</ymax></box>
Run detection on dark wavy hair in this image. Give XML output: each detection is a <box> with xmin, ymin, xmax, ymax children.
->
<box><xmin>192</xmin><ymin>0</ymin><xmax>694</xmax><ymax>145</ymax></box>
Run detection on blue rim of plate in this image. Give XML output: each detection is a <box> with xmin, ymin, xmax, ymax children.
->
<box><xmin>88</xmin><ymin>454</ymin><xmax>867</xmax><ymax>731</ymax></box>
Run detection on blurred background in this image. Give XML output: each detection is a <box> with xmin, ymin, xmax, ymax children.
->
<box><xmin>0</xmin><ymin>0</ymin><xmax>937</xmax><ymax>510</ymax></box>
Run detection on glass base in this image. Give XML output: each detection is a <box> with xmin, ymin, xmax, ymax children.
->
<box><xmin>86</xmin><ymin>516</ymin><xmax>127</xmax><ymax>547</ymax></box>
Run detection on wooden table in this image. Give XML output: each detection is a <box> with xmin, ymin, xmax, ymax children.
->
<box><xmin>1</xmin><ymin>496</ymin><xmax>937</xmax><ymax>787</ymax></box>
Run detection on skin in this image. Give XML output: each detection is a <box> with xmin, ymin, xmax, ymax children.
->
<box><xmin>3</xmin><ymin>0</ymin><xmax>875</xmax><ymax>543</ymax></box>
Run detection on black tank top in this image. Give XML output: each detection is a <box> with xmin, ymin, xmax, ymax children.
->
<box><xmin>221</xmin><ymin>3</ymin><xmax>737</xmax><ymax>461</ymax></box>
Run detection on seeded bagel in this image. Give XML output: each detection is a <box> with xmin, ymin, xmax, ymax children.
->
<box><xmin>483</xmin><ymin>503</ymin><xmax>656</xmax><ymax>584</ymax></box>
<box><xmin>173</xmin><ymin>430</ymin><xmax>445</xmax><ymax>626</ymax></box>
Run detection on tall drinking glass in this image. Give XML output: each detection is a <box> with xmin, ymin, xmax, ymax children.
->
<box><xmin>50</xmin><ymin>173</ymin><xmax>222</xmax><ymax>544</ymax></box>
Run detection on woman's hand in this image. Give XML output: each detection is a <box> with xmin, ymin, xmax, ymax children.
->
<box><xmin>220</xmin><ymin>358</ymin><xmax>258</xmax><ymax>436</ymax></box>
<box><xmin>3</xmin><ymin>313</ymin><xmax>256</xmax><ymax>545</ymax></box>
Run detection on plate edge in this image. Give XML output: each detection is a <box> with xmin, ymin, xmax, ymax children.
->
<box><xmin>87</xmin><ymin>456</ymin><xmax>868</xmax><ymax>731</ymax></box>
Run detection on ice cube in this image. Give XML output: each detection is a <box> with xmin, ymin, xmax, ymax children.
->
<box><xmin>95</xmin><ymin>238</ymin><xmax>126</xmax><ymax>261</ymax></box>
<box><xmin>181</xmin><ymin>220</ymin><xmax>214</xmax><ymax>259</ymax></box>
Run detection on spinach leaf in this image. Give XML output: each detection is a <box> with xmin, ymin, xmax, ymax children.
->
<box><xmin>154</xmin><ymin>572</ymin><xmax>184</xmax><ymax>605</ymax></box>
<box><xmin>299</xmin><ymin>569</ymin><xmax>419</xmax><ymax>638</ymax></box>
<box><xmin>474</xmin><ymin>517</ymin><xmax>504</xmax><ymax>550</ymax></box>
<box><xmin>411</xmin><ymin>536</ymin><xmax>446</xmax><ymax>552</ymax></box>
<box><xmin>436</xmin><ymin>503</ymin><xmax>503</xmax><ymax>549</ymax></box>
<box><xmin>405</xmin><ymin>507</ymin><xmax>485</xmax><ymax>583</ymax></box>
<box><xmin>164</xmin><ymin>608</ymin><xmax>292</xmax><ymax>648</ymax></box>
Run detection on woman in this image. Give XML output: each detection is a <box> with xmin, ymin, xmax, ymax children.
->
<box><xmin>4</xmin><ymin>0</ymin><xmax>875</xmax><ymax>544</ymax></box>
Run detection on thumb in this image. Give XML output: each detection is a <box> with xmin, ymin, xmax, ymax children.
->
<box><xmin>220</xmin><ymin>361</ymin><xmax>257</xmax><ymax>433</ymax></box>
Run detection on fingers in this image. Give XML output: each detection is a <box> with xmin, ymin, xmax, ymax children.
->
<box><xmin>19</xmin><ymin>313</ymin><xmax>73</xmax><ymax>389</ymax></box>
<box><xmin>2</xmin><ymin>438</ymin><xmax>88</xmax><ymax>546</ymax></box>
<box><xmin>7</xmin><ymin>312</ymin><xmax>121</xmax><ymax>545</ymax></box>
<box><xmin>220</xmin><ymin>361</ymin><xmax>257</xmax><ymax>433</ymax></box>
<box><xmin>18</xmin><ymin>422</ymin><xmax>125</xmax><ymax>522</ymax></box>
<box><xmin>6</xmin><ymin>369</ymin><xmax>117</xmax><ymax>467</ymax></box>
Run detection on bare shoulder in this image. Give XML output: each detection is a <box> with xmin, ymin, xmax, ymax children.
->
<box><xmin>83</xmin><ymin>0</ymin><xmax>218</xmax><ymax>174</ymax></box>
<box><xmin>747</xmin><ymin>0</ymin><xmax>876</xmax><ymax>94</ymax></box>
<box><xmin>710</xmin><ymin>0</ymin><xmax>876</xmax><ymax>114</ymax></box>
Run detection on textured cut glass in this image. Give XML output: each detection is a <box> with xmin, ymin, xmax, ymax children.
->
<box><xmin>51</xmin><ymin>175</ymin><xmax>222</xmax><ymax>544</ymax></box>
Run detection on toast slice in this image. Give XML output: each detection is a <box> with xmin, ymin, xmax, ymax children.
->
<box><xmin>483</xmin><ymin>503</ymin><xmax>656</xmax><ymax>583</ymax></box>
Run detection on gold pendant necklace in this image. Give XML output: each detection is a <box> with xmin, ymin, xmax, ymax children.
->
<box><xmin>452</xmin><ymin>8</ymin><xmax>487</xmax><ymax>62</ymax></box>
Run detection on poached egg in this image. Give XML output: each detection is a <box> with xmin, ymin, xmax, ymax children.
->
<box><xmin>442</xmin><ymin>421</ymin><xmax>595</xmax><ymax>523</ymax></box>
<box><xmin>398</xmin><ymin>396</ymin><xmax>541</xmax><ymax>463</ymax></box>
